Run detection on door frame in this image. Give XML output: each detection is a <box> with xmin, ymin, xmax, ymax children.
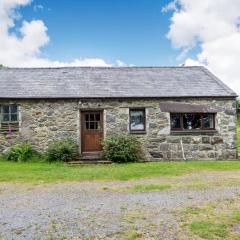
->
<box><xmin>80</xmin><ymin>109</ymin><xmax>104</xmax><ymax>153</ymax></box>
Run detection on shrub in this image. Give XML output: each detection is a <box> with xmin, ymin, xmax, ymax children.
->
<box><xmin>46</xmin><ymin>139</ymin><xmax>78</xmax><ymax>162</ymax></box>
<box><xmin>4</xmin><ymin>142</ymin><xmax>37</xmax><ymax>162</ymax></box>
<box><xmin>102</xmin><ymin>134</ymin><xmax>143</xmax><ymax>163</ymax></box>
<box><xmin>237</xmin><ymin>99</ymin><xmax>240</xmax><ymax>113</ymax></box>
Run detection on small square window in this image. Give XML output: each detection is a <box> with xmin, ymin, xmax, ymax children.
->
<box><xmin>0</xmin><ymin>104</ymin><xmax>19</xmax><ymax>133</ymax></box>
<box><xmin>1</xmin><ymin>105</ymin><xmax>19</xmax><ymax>123</ymax></box>
<box><xmin>84</xmin><ymin>112</ymin><xmax>102</xmax><ymax>130</ymax></box>
<box><xmin>130</xmin><ymin>109</ymin><xmax>145</xmax><ymax>132</ymax></box>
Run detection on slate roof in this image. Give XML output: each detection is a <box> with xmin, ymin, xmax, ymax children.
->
<box><xmin>0</xmin><ymin>66</ymin><xmax>237</xmax><ymax>99</ymax></box>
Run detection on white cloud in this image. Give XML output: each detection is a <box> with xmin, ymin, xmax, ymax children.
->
<box><xmin>165</xmin><ymin>0</ymin><xmax>240</xmax><ymax>95</ymax></box>
<box><xmin>0</xmin><ymin>0</ymin><xmax>121</xmax><ymax>67</ymax></box>
<box><xmin>33</xmin><ymin>4</ymin><xmax>43</xmax><ymax>12</ymax></box>
<box><xmin>115</xmin><ymin>60</ymin><xmax>128</xmax><ymax>67</ymax></box>
<box><xmin>161</xmin><ymin>0</ymin><xmax>178</xmax><ymax>13</ymax></box>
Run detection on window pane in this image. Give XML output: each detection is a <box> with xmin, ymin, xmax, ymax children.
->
<box><xmin>10</xmin><ymin>105</ymin><xmax>17</xmax><ymax>114</ymax></box>
<box><xmin>203</xmin><ymin>114</ymin><xmax>214</xmax><ymax>129</ymax></box>
<box><xmin>85</xmin><ymin>114</ymin><xmax>89</xmax><ymax>121</ymax></box>
<box><xmin>183</xmin><ymin>114</ymin><xmax>201</xmax><ymax>130</ymax></box>
<box><xmin>95</xmin><ymin>122</ymin><xmax>101</xmax><ymax>130</ymax></box>
<box><xmin>171</xmin><ymin>114</ymin><xmax>181</xmax><ymax>129</ymax></box>
<box><xmin>130</xmin><ymin>110</ymin><xmax>145</xmax><ymax>131</ymax></box>
<box><xmin>10</xmin><ymin>114</ymin><xmax>18</xmax><ymax>122</ymax></box>
<box><xmin>3</xmin><ymin>114</ymin><xmax>9</xmax><ymax>122</ymax></box>
<box><xmin>85</xmin><ymin>122</ymin><xmax>89</xmax><ymax>129</ymax></box>
<box><xmin>90</xmin><ymin>122</ymin><xmax>95</xmax><ymax>129</ymax></box>
<box><xmin>90</xmin><ymin>114</ymin><xmax>95</xmax><ymax>121</ymax></box>
<box><xmin>95</xmin><ymin>114</ymin><xmax>100</xmax><ymax>121</ymax></box>
<box><xmin>3</xmin><ymin>106</ymin><xmax>9</xmax><ymax>114</ymax></box>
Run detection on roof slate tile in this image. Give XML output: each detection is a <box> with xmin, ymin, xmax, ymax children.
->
<box><xmin>0</xmin><ymin>66</ymin><xmax>237</xmax><ymax>98</ymax></box>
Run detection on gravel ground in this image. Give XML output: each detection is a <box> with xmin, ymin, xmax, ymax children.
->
<box><xmin>1</xmin><ymin>173</ymin><xmax>240</xmax><ymax>240</ymax></box>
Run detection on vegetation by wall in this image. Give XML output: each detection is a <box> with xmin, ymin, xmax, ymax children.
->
<box><xmin>237</xmin><ymin>99</ymin><xmax>240</xmax><ymax>114</ymax></box>
<box><xmin>237</xmin><ymin>113</ymin><xmax>240</xmax><ymax>152</ymax></box>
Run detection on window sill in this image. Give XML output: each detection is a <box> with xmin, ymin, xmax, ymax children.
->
<box><xmin>130</xmin><ymin>131</ymin><xmax>147</xmax><ymax>135</ymax></box>
<box><xmin>171</xmin><ymin>130</ymin><xmax>217</xmax><ymax>135</ymax></box>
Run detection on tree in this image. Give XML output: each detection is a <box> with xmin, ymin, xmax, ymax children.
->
<box><xmin>237</xmin><ymin>99</ymin><xmax>240</xmax><ymax>114</ymax></box>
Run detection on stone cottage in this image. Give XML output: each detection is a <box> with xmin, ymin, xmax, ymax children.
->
<box><xmin>0</xmin><ymin>66</ymin><xmax>238</xmax><ymax>160</ymax></box>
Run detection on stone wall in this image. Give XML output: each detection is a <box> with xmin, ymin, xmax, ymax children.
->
<box><xmin>0</xmin><ymin>100</ymin><xmax>79</xmax><ymax>153</ymax></box>
<box><xmin>0</xmin><ymin>98</ymin><xmax>238</xmax><ymax>160</ymax></box>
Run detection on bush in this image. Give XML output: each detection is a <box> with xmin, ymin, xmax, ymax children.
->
<box><xmin>102</xmin><ymin>134</ymin><xmax>143</xmax><ymax>163</ymax></box>
<box><xmin>4</xmin><ymin>143</ymin><xmax>38</xmax><ymax>162</ymax></box>
<box><xmin>237</xmin><ymin>99</ymin><xmax>240</xmax><ymax>113</ymax></box>
<box><xmin>46</xmin><ymin>139</ymin><xmax>78</xmax><ymax>162</ymax></box>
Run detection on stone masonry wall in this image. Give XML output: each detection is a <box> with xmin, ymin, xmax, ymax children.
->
<box><xmin>80</xmin><ymin>98</ymin><xmax>237</xmax><ymax>160</ymax></box>
<box><xmin>0</xmin><ymin>98</ymin><xmax>238</xmax><ymax>160</ymax></box>
<box><xmin>0</xmin><ymin>100</ymin><xmax>79</xmax><ymax>153</ymax></box>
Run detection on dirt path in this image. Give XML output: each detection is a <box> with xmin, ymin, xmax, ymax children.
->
<box><xmin>1</xmin><ymin>171</ymin><xmax>240</xmax><ymax>240</ymax></box>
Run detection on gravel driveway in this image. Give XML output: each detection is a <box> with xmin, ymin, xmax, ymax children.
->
<box><xmin>1</xmin><ymin>172</ymin><xmax>240</xmax><ymax>240</ymax></box>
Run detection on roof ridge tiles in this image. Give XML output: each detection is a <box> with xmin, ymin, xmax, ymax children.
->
<box><xmin>0</xmin><ymin>66</ymin><xmax>202</xmax><ymax>70</ymax></box>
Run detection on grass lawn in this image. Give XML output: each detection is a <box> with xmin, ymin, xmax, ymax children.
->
<box><xmin>175</xmin><ymin>196</ymin><xmax>240</xmax><ymax>239</ymax></box>
<box><xmin>2</xmin><ymin>160</ymin><xmax>240</xmax><ymax>183</ymax></box>
<box><xmin>0</xmin><ymin>114</ymin><xmax>239</xmax><ymax>184</ymax></box>
<box><xmin>237</xmin><ymin>114</ymin><xmax>240</xmax><ymax>152</ymax></box>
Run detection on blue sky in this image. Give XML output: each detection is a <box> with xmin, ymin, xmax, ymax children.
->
<box><xmin>19</xmin><ymin>0</ymin><xmax>191</xmax><ymax>66</ymax></box>
<box><xmin>1</xmin><ymin>0</ymin><xmax>239</xmax><ymax>93</ymax></box>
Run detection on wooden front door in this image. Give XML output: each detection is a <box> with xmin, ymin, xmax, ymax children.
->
<box><xmin>81</xmin><ymin>111</ymin><xmax>103</xmax><ymax>152</ymax></box>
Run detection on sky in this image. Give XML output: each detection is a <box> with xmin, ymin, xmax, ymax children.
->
<box><xmin>0</xmin><ymin>0</ymin><xmax>239</xmax><ymax>94</ymax></box>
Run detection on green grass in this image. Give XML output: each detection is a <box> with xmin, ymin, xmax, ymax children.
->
<box><xmin>2</xmin><ymin>160</ymin><xmax>240</xmax><ymax>183</ymax></box>
<box><xmin>178</xmin><ymin>198</ymin><xmax>240</xmax><ymax>239</ymax></box>
<box><xmin>188</xmin><ymin>210</ymin><xmax>240</xmax><ymax>239</ymax></box>
<box><xmin>122</xmin><ymin>183</ymin><xmax>172</xmax><ymax>192</ymax></box>
<box><xmin>190</xmin><ymin>221</ymin><xmax>227</xmax><ymax>239</ymax></box>
<box><xmin>131</xmin><ymin>183</ymin><xmax>171</xmax><ymax>192</ymax></box>
<box><xmin>184</xmin><ymin>207</ymin><xmax>206</xmax><ymax>215</ymax></box>
<box><xmin>237</xmin><ymin>114</ymin><xmax>240</xmax><ymax>152</ymax></box>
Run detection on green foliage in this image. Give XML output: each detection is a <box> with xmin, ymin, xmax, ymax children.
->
<box><xmin>190</xmin><ymin>221</ymin><xmax>227</xmax><ymax>239</ymax></box>
<box><xmin>232</xmin><ymin>211</ymin><xmax>240</xmax><ymax>222</ymax></box>
<box><xmin>46</xmin><ymin>139</ymin><xmax>78</xmax><ymax>162</ymax></box>
<box><xmin>237</xmin><ymin>99</ymin><xmax>240</xmax><ymax>112</ymax></box>
<box><xmin>2</xmin><ymin>161</ymin><xmax>240</xmax><ymax>183</ymax></box>
<box><xmin>102</xmin><ymin>134</ymin><xmax>143</xmax><ymax>163</ymax></box>
<box><xmin>237</xmin><ymin>114</ymin><xmax>240</xmax><ymax>152</ymax></box>
<box><xmin>4</xmin><ymin>143</ymin><xmax>38</xmax><ymax>162</ymax></box>
<box><xmin>127</xmin><ymin>183</ymin><xmax>172</xmax><ymax>192</ymax></box>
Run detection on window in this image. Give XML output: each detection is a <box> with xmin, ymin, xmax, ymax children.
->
<box><xmin>0</xmin><ymin>105</ymin><xmax>19</xmax><ymax>133</ymax></box>
<box><xmin>183</xmin><ymin>113</ymin><xmax>201</xmax><ymax>130</ymax></box>
<box><xmin>130</xmin><ymin>109</ymin><xmax>145</xmax><ymax>132</ymax></box>
<box><xmin>170</xmin><ymin>113</ymin><xmax>215</xmax><ymax>131</ymax></box>
<box><xmin>84</xmin><ymin>113</ymin><xmax>101</xmax><ymax>130</ymax></box>
<box><xmin>170</xmin><ymin>114</ymin><xmax>181</xmax><ymax>130</ymax></box>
